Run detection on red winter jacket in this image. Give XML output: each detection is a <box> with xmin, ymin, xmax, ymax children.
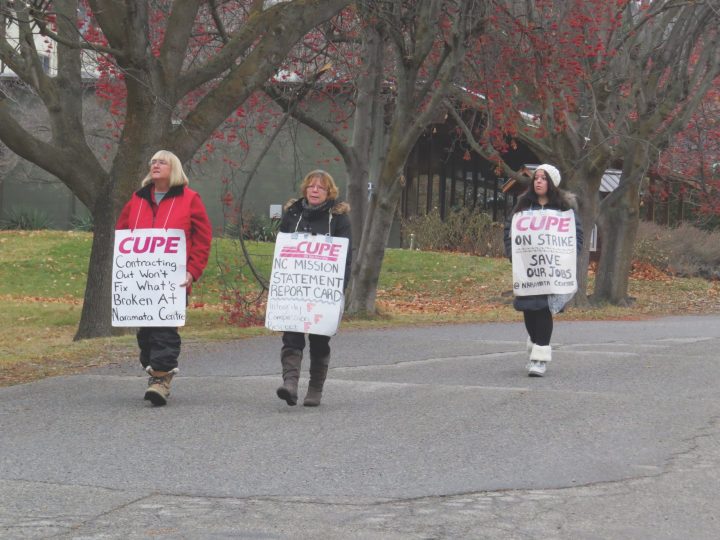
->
<box><xmin>116</xmin><ymin>184</ymin><xmax>212</xmax><ymax>287</ymax></box>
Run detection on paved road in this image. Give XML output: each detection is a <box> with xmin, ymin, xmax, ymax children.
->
<box><xmin>1</xmin><ymin>315</ymin><xmax>719</xmax><ymax>539</ymax></box>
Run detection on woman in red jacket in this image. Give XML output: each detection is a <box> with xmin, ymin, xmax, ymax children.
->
<box><xmin>116</xmin><ymin>150</ymin><xmax>212</xmax><ymax>405</ymax></box>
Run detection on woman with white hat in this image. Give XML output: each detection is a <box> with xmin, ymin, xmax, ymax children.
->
<box><xmin>503</xmin><ymin>164</ymin><xmax>583</xmax><ymax>376</ymax></box>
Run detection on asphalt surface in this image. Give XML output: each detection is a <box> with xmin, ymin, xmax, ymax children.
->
<box><xmin>1</xmin><ymin>315</ymin><xmax>719</xmax><ymax>539</ymax></box>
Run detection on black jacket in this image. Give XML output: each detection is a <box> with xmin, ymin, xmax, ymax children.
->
<box><xmin>280</xmin><ymin>198</ymin><xmax>352</xmax><ymax>285</ymax></box>
<box><xmin>503</xmin><ymin>190</ymin><xmax>584</xmax><ymax>311</ymax></box>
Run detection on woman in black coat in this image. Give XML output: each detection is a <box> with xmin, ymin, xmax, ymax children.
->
<box><xmin>504</xmin><ymin>164</ymin><xmax>583</xmax><ymax>377</ymax></box>
<box><xmin>276</xmin><ymin>170</ymin><xmax>351</xmax><ymax>406</ymax></box>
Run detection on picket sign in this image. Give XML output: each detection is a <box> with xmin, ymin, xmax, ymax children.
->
<box><xmin>511</xmin><ymin>209</ymin><xmax>577</xmax><ymax>296</ymax></box>
<box><xmin>265</xmin><ymin>232</ymin><xmax>349</xmax><ymax>336</ymax></box>
<box><xmin>112</xmin><ymin>228</ymin><xmax>187</xmax><ymax>327</ymax></box>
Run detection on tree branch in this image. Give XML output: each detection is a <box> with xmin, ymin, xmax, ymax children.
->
<box><xmin>159</xmin><ymin>1</ymin><xmax>201</xmax><ymax>84</ymax></box>
<box><xmin>446</xmin><ymin>102</ymin><xmax>529</xmax><ymax>182</ymax></box>
<box><xmin>264</xmin><ymin>85</ymin><xmax>354</xmax><ymax>165</ymax></box>
<box><xmin>0</xmin><ymin>100</ymin><xmax>101</xmax><ymax>205</ymax></box>
<box><xmin>28</xmin><ymin>6</ymin><xmax>123</xmax><ymax>57</ymax></box>
<box><xmin>86</xmin><ymin>0</ymin><xmax>134</xmax><ymax>58</ymax></box>
<box><xmin>177</xmin><ymin>0</ymin><xmax>314</xmax><ymax>97</ymax></box>
<box><xmin>208</xmin><ymin>0</ymin><xmax>230</xmax><ymax>44</ymax></box>
<box><xmin>168</xmin><ymin>0</ymin><xmax>351</xmax><ymax>161</ymax></box>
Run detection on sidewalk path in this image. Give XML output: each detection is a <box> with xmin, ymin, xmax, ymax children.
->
<box><xmin>1</xmin><ymin>315</ymin><xmax>719</xmax><ymax>538</ymax></box>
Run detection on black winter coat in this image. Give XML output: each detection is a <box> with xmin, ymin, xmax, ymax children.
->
<box><xmin>503</xmin><ymin>190</ymin><xmax>584</xmax><ymax>312</ymax></box>
<box><xmin>280</xmin><ymin>198</ymin><xmax>352</xmax><ymax>286</ymax></box>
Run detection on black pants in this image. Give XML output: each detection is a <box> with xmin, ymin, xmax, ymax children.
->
<box><xmin>282</xmin><ymin>331</ymin><xmax>330</xmax><ymax>360</ymax></box>
<box><xmin>523</xmin><ymin>308</ymin><xmax>553</xmax><ymax>346</ymax></box>
<box><xmin>137</xmin><ymin>327</ymin><xmax>182</xmax><ymax>372</ymax></box>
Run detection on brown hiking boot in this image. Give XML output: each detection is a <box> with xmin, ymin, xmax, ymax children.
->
<box><xmin>144</xmin><ymin>367</ymin><xmax>178</xmax><ymax>406</ymax></box>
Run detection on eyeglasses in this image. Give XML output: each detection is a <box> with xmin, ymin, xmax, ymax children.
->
<box><xmin>307</xmin><ymin>184</ymin><xmax>328</xmax><ymax>192</ymax></box>
<box><xmin>149</xmin><ymin>159</ymin><xmax>169</xmax><ymax>166</ymax></box>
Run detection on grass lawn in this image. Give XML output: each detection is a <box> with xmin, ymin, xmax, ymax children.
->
<box><xmin>2</xmin><ymin>230</ymin><xmax>719</xmax><ymax>386</ymax></box>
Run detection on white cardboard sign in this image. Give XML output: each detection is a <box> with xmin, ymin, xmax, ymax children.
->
<box><xmin>511</xmin><ymin>209</ymin><xmax>577</xmax><ymax>296</ymax></box>
<box><xmin>112</xmin><ymin>228</ymin><xmax>187</xmax><ymax>327</ymax></box>
<box><xmin>265</xmin><ymin>232</ymin><xmax>349</xmax><ymax>336</ymax></box>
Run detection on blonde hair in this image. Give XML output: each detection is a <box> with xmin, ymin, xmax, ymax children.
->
<box><xmin>299</xmin><ymin>169</ymin><xmax>339</xmax><ymax>201</ymax></box>
<box><xmin>141</xmin><ymin>150</ymin><xmax>189</xmax><ymax>187</ymax></box>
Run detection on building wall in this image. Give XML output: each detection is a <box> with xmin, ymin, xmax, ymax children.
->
<box><xmin>1</xmin><ymin>87</ymin><xmax>543</xmax><ymax>247</ymax></box>
<box><xmin>0</xmin><ymin>90</ymin><xmax>348</xmax><ymax>234</ymax></box>
<box><xmin>401</xmin><ymin>121</ymin><xmax>538</xmax><ymax>226</ymax></box>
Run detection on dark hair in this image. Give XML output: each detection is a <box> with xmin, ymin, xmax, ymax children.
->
<box><xmin>512</xmin><ymin>180</ymin><xmax>566</xmax><ymax>213</ymax></box>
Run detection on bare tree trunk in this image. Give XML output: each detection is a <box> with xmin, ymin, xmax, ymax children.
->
<box><xmin>346</xmin><ymin>23</ymin><xmax>384</xmax><ymax>250</ymax></box>
<box><xmin>346</xmin><ymin>158</ymin><xmax>368</xmax><ymax>250</ymax></box>
<box><xmin>347</xmin><ymin>176</ymin><xmax>403</xmax><ymax>314</ymax></box>
<box><xmin>592</xmin><ymin>143</ymin><xmax>648</xmax><ymax>305</ymax></box>
<box><xmin>593</xmin><ymin>188</ymin><xmax>640</xmax><ymax>305</ymax></box>
<box><xmin>74</xmin><ymin>193</ymin><xmax>115</xmax><ymax>339</ymax></box>
<box><xmin>0</xmin><ymin>143</ymin><xmax>17</xmax><ymax>214</ymax></box>
<box><xmin>0</xmin><ymin>167</ymin><xmax>5</xmax><ymax>217</ymax></box>
<box><xmin>571</xmin><ymin>174</ymin><xmax>600</xmax><ymax>308</ymax></box>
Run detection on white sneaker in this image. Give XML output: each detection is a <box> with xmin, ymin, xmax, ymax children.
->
<box><xmin>527</xmin><ymin>361</ymin><xmax>547</xmax><ymax>377</ymax></box>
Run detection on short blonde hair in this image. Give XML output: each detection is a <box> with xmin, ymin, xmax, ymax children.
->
<box><xmin>141</xmin><ymin>150</ymin><xmax>189</xmax><ymax>188</ymax></box>
<box><xmin>299</xmin><ymin>169</ymin><xmax>339</xmax><ymax>200</ymax></box>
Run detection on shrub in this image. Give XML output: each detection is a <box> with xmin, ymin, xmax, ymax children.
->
<box><xmin>401</xmin><ymin>207</ymin><xmax>505</xmax><ymax>256</ymax></box>
<box><xmin>221</xmin><ymin>289</ymin><xmax>267</xmax><ymax>327</ymax></box>
<box><xmin>70</xmin><ymin>214</ymin><xmax>94</xmax><ymax>232</ymax></box>
<box><xmin>0</xmin><ymin>207</ymin><xmax>53</xmax><ymax>230</ymax></box>
<box><xmin>224</xmin><ymin>212</ymin><xmax>280</xmax><ymax>242</ymax></box>
<box><xmin>634</xmin><ymin>221</ymin><xmax>720</xmax><ymax>279</ymax></box>
<box><xmin>633</xmin><ymin>222</ymin><xmax>671</xmax><ymax>270</ymax></box>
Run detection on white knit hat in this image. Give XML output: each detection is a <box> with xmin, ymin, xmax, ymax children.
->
<box><xmin>536</xmin><ymin>164</ymin><xmax>561</xmax><ymax>187</ymax></box>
